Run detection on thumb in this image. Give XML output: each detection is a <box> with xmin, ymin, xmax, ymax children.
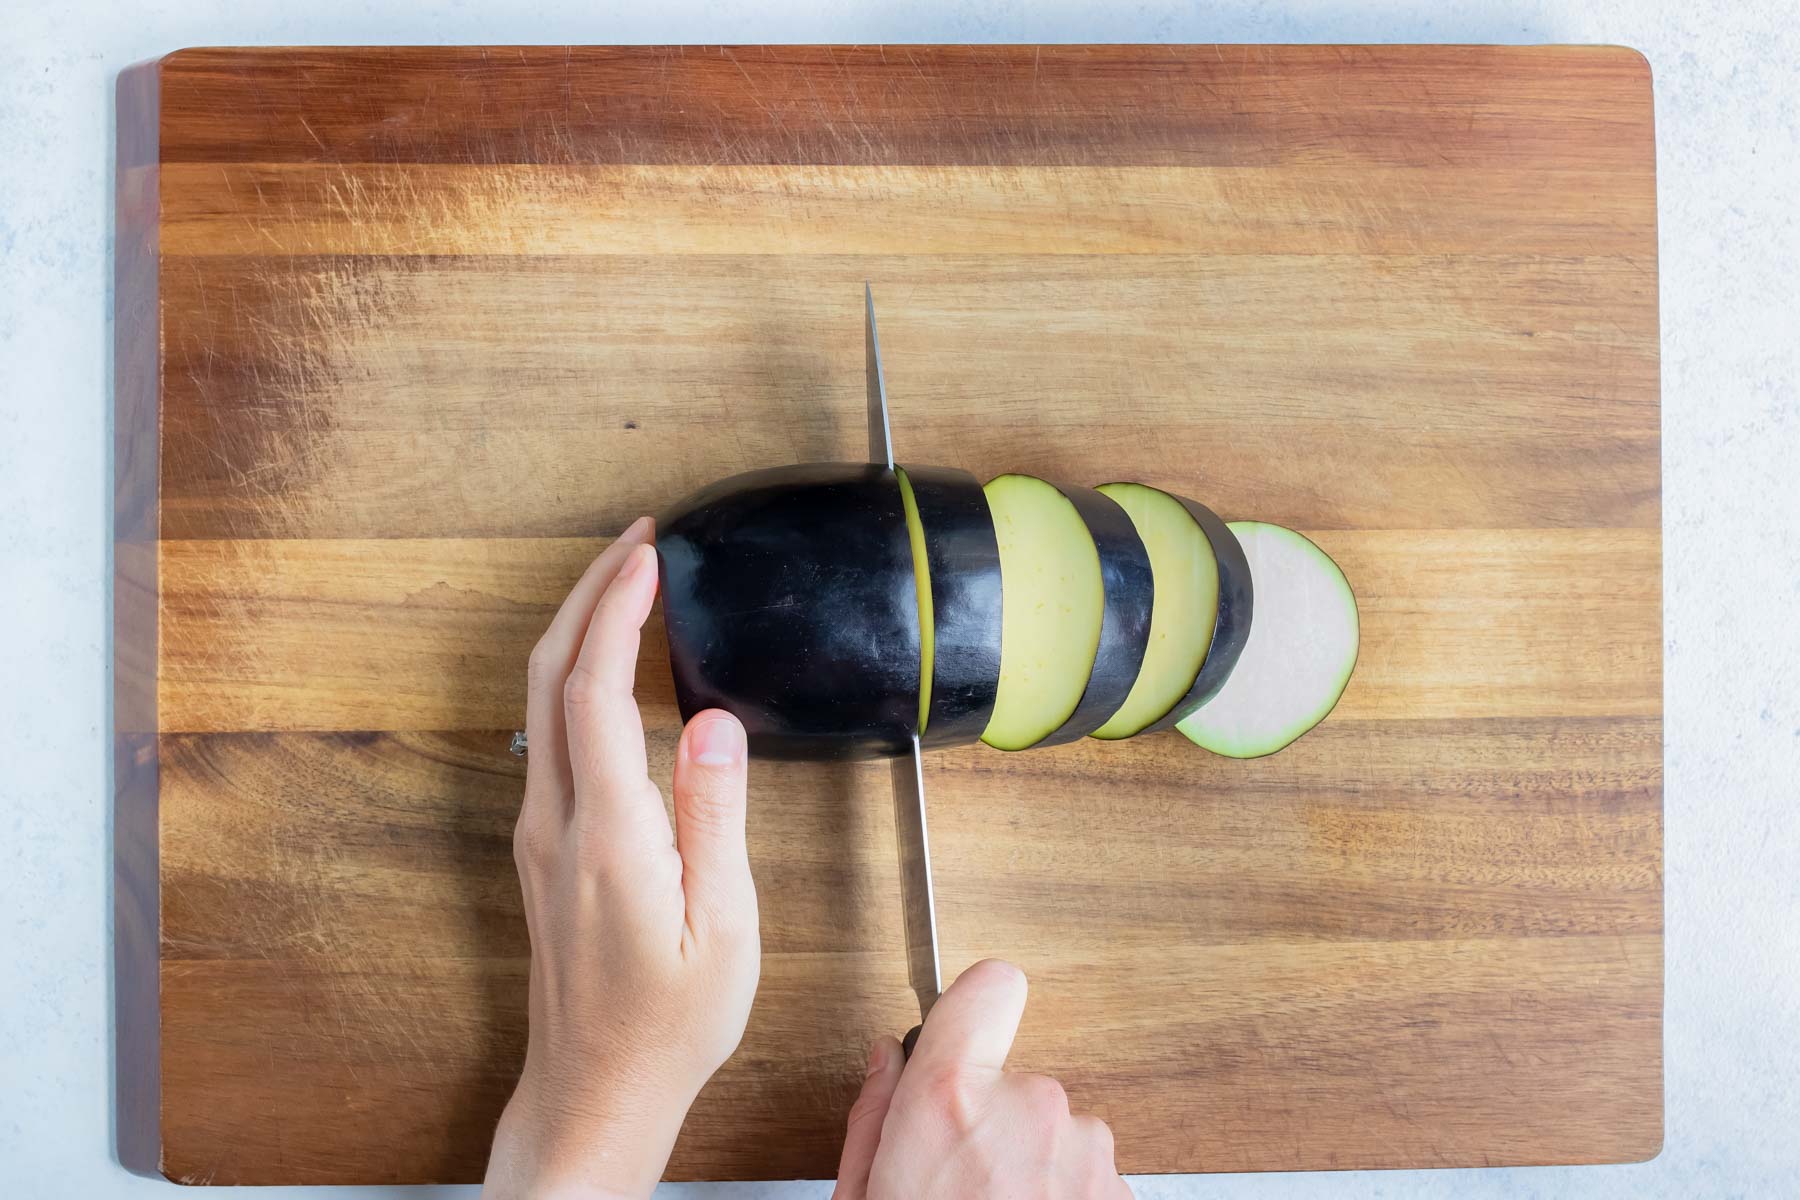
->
<box><xmin>832</xmin><ymin>1036</ymin><xmax>904</xmax><ymax>1200</ymax></box>
<box><xmin>672</xmin><ymin>709</ymin><xmax>753</xmax><ymax>935</ymax></box>
<box><xmin>906</xmin><ymin>958</ymin><xmax>1029</xmax><ymax>1076</ymax></box>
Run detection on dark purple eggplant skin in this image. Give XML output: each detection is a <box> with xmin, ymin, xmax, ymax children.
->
<box><xmin>1135</xmin><ymin>491</ymin><xmax>1254</xmax><ymax>736</ymax></box>
<box><xmin>1029</xmin><ymin>483</ymin><xmax>1156</xmax><ymax>748</ymax></box>
<box><xmin>656</xmin><ymin>463</ymin><xmax>920</xmax><ymax>761</ymax></box>
<box><xmin>899</xmin><ymin>465</ymin><xmax>1002</xmax><ymax>750</ymax></box>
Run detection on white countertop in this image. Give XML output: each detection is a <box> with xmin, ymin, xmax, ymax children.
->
<box><xmin>4</xmin><ymin>0</ymin><xmax>1797</xmax><ymax>1195</ymax></box>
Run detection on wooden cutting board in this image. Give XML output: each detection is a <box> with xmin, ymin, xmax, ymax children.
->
<box><xmin>114</xmin><ymin>45</ymin><xmax>1662</xmax><ymax>1185</ymax></box>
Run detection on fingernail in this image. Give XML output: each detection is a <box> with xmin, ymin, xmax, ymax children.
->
<box><xmin>690</xmin><ymin>714</ymin><xmax>745</xmax><ymax>767</ymax></box>
<box><xmin>866</xmin><ymin>1039</ymin><xmax>890</xmax><ymax>1077</ymax></box>
<box><xmin>625</xmin><ymin>514</ymin><xmax>652</xmax><ymax>540</ymax></box>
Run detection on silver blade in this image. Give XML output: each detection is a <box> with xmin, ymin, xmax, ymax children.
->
<box><xmin>867</xmin><ymin>287</ymin><xmax>937</xmax><ymax>1020</ymax></box>
<box><xmin>891</xmin><ymin>732</ymin><xmax>941</xmax><ymax>1021</ymax></box>
<box><xmin>865</xmin><ymin>282</ymin><xmax>894</xmax><ymax>468</ymax></box>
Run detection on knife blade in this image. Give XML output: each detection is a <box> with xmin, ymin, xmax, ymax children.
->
<box><xmin>866</xmin><ymin>283</ymin><xmax>942</xmax><ymax>1052</ymax></box>
<box><xmin>866</xmin><ymin>282</ymin><xmax>896</xmax><ymax>469</ymax></box>
<box><xmin>892</xmin><ymin>732</ymin><xmax>942</xmax><ymax>1050</ymax></box>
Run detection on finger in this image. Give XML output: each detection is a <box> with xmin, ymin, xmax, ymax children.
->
<box><xmin>1072</xmin><ymin>1114</ymin><xmax>1118</xmax><ymax>1167</ymax></box>
<box><xmin>907</xmin><ymin>958</ymin><xmax>1028</xmax><ymax>1075</ymax></box>
<box><xmin>673</xmin><ymin>709</ymin><xmax>754</xmax><ymax>936</ymax></box>
<box><xmin>1002</xmin><ymin>1071</ymin><xmax>1070</xmax><ymax>1124</ymax></box>
<box><xmin>831</xmin><ymin>1037</ymin><xmax>904</xmax><ymax>1200</ymax></box>
<box><xmin>564</xmin><ymin>542</ymin><xmax>664</xmax><ymax>841</ymax></box>
<box><xmin>1057</xmin><ymin>1115</ymin><xmax>1126</xmax><ymax>1200</ymax></box>
<box><xmin>523</xmin><ymin>516</ymin><xmax>653</xmax><ymax>812</ymax></box>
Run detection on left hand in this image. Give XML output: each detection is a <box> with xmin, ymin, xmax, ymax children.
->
<box><xmin>482</xmin><ymin>517</ymin><xmax>761</xmax><ymax>1200</ymax></box>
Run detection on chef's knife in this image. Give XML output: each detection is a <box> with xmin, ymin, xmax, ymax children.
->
<box><xmin>866</xmin><ymin>284</ymin><xmax>943</xmax><ymax>1058</ymax></box>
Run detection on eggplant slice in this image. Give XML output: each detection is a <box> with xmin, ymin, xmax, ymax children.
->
<box><xmin>979</xmin><ymin>474</ymin><xmax>1107</xmax><ymax>751</ymax></box>
<box><xmin>1031</xmin><ymin>484</ymin><xmax>1154</xmax><ymax>748</ymax></box>
<box><xmin>1088</xmin><ymin>484</ymin><xmax>1252</xmax><ymax>739</ymax></box>
<box><xmin>898</xmin><ymin>465</ymin><xmax>1004</xmax><ymax>749</ymax></box>
<box><xmin>1137</xmin><ymin>494</ymin><xmax>1253</xmax><ymax>735</ymax></box>
<box><xmin>657</xmin><ymin>463</ymin><xmax>920</xmax><ymax>761</ymax></box>
<box><xmin>895</xmin><ymin>468</ymin><xmax>934</xmax><ymax>734</ymax></box>
<box><xmin>1178</xmin><ymin>522</ymin><xmax>1358</xmax><ymax>759</ymax></box>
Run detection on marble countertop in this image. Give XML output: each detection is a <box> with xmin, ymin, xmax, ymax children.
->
<box><xmin>4</xmin><ymin>0</ymin><xmax>1796</xmax><ymax>1195</ymax></box>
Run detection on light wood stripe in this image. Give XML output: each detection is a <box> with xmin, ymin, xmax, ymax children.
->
<box><xmin>156</xmin><ymin>252</ymin><xmax>1658</xmax><ymax>539</ymax></box>
<box><xmin>155</xmin><ymin>529</ymin><xmax>1659</xmax><ymax>733</ymax></box>
<box><xmin>159</xmin><ymin>164</ymin><xmax>1656</xmax><ymax>258</ymax></box>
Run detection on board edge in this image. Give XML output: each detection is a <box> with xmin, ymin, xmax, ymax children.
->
<box><xmin>113</xmin><ymin>52</ymin><xmax>167</xmax><ymax>1182</ymax></box>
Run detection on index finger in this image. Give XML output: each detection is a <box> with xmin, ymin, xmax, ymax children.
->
<box><xmin>524</xmin><ymin>516</ymin><xmax>653</xmax><ymax>807</ymax></box>
<box><xmin>564</xmin><ymin>541</ymin><xmax>661</xmax><ymax>813</ymax></box>
<box><xmin>906</xmin><ymin>958</ymin><xmax>1028</xmax><ymax>1075</ymax></box>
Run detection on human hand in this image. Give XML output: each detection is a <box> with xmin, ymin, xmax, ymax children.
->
<box><xmin>832</xmin><ymin>959</ymin><xmax>1131</xmax><ymax>1199</ymax></box>
<box><xmin>483</xmin><ymin>517</ymin><xmax>760</xmax><ymax>1200</ymax></box>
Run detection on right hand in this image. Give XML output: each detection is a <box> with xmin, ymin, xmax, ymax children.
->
<box><xmin>831</xmin><ymin>959</ymin><xmax>1131</xmax><ymax>1199</ymax></box>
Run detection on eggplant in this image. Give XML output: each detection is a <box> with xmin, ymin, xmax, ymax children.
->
<box><xmin>978</xmin><ymin>474</ymin><xmax>1108</xmax><ymax>750</ymax></box>
<box><xmin>1030</xmin><ymin>484</ymin><xmax>1155</xmax><ymax>748</ymax></box>
<box><xmin>1178</xmin><ymin>522</ymin><xmax>1358</xmax><ymax>758</ymax></box>
<box><xmin>657</xmin><ymin>463</ymin><xmax>920</xmax><ymax>760</ymax></box>
<box><xmin>1089</xmin><ymin>484</ymin><xmax>1253</xmax><ymax>739</ymax></box>
<box><xmin>897</xmin><ymin>465</ymin><xmax>1004</xmax><ymax>749</ymax></box>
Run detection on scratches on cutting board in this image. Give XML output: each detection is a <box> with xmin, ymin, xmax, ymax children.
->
<box><xmin>159</xmin><ymin>732</ymin><xmax>529</xmax><ymax>1075</ymax></box>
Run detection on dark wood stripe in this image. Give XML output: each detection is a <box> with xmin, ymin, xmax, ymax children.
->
<box><xmin>156</xmin><ymin>44</ymin><xmax>1654</xmax><ymax>169</ymax></box>
<box><xmin>159</xmin><ymin>730</ymin><xmax>896</xmax><ymax>959</ymax></box>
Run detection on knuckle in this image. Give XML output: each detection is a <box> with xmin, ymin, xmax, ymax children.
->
<box><xmin>923</xmin><ymin>1063</ymin><xmax>987</xmax><ymax>1132</ymax></box>
<box><xmin>845</xmin><ymin>1088</ymin><xmax>889</xmax><ymax>1133</ymax></box>
<box><xmin>526</xmin><ymin>640</ymin><xmax>557</xmax><ymax>688</ymax></box>
<box><xmin>680</xmin><ymin>779</ymin><xmax>742</xmax><ymax>830</ymax></box>
<box><xmin>562</xmin><ymin>664</ymin><xmax>604</xmax><ymax>710</ymax></box>
<box><xmin>710</xmin><ymin>894</ymin><xmax>761</xmax><ymax>945</ymax></box>
<box><xmin>512</xmin><ymin>814</ymin><xmax>558</xmax><ymax>871</ymax></box>
<box><xmin>1020</xmin><ymin>1073</ymin><xmax>1069</xmax><ymax>1115</ymax></box>
<box><xmin>574</xmin><ymin>813</ymin><xmax>669</xmax><ymax>886</ymax></box>
<box><xmin>1078</xmin><ymin>1114</ymin><xmax>1116</xmax><ymax>1157</ymax></box>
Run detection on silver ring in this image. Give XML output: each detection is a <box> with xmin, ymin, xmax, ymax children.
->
<box><xmin>509</xmin><ymin>731</ymin><xmax>529</xmax><ymax>757</ymax></box>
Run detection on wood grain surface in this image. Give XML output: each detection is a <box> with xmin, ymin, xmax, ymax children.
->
<box><xmin>114</xmin><ymin>44</ymin><xmax>1661</xmax><ymax>1185</ymax></box>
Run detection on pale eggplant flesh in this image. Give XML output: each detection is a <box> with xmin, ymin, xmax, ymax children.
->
<box><xmin>1178</xmin><ymin>522</ymin><xmax>1358</xmax><ymax>758</ymax></box>
<box><xmin>979</xmin><ymin>474</ymin><xmax>1108</xmax><ymax>751</ymax></box>
<box><xmin>1031</xmin><ymin>484</ymin><xmax>1154</xmax><ymax>748</ymax></box>
<box><xmin>656</xmin><ymin>463</ymin><xmax>920</xmax><ymax>760</ymax></box>
<box><xmin>1138</xmin><ymin>493</ymin><xmax>1254</xmax><ymax>735</ymax></box>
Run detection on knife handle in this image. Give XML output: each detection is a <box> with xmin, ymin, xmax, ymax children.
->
<box><xmin>901</xmin><ymin>1023</ymin><xmax>923</xmax><ymax>1061</ymax></box>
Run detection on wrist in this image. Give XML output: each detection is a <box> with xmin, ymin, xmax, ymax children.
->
<box><xmin>533</xmin><ymin>1182</ymin><xmax>646</xmax><ymax>1200</ymax></box>
<box><xmin>485</xmin><ymin>1066</ymin><xmax>688</xmax><ymax>1200</ymax></box>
